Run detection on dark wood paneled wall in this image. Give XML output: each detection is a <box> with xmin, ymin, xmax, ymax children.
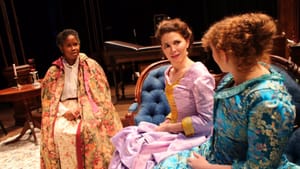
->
<box><xmin>277</xmin><ymin>0</ymin><xmax>300</xmax><ymax>65</ymax></box>
<box><xmin>278</xmin><ymin>0</ymin><xmax>299</xmax><ymax>42</ymax></box>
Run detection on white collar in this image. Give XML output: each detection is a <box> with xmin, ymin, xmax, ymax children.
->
<box><xmin>63</xmin><ymin>57</ymin><xmax>79</xmax><ymax>69</ymax></box>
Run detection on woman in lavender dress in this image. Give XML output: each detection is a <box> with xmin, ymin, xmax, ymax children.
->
<box><xmin>109</xmin><ymin>18</ymin><xmax>215</xmax><ymax>169</ymax></box>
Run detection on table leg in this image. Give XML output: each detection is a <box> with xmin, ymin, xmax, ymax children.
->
<box><xmin>119</xmin><ymin>64</ymin><xmax>125</xmax><ymax>99</ymax></box>
<box><xmin>0</xmin><ymin>120</ymin><xmax>8</xmax><ymax>135</ymax></box>
<box><xmin>4</xmin><ymin>99</ymin><xmax>38</xmax><ymax>145</ymax></box>
<box><xmin>112</xmin><ymin>65</ymin><xmax>119</xmax><ymax>103</ymax></box>
<box><xmin>4</xmin><ymin>120</ymin><xmax>34</xmax><ymax>144</ymax></box>
<box><xmin>24</xmin><ymin>99</ymin><xmax>38</xmax><ymax>144</ymax></box>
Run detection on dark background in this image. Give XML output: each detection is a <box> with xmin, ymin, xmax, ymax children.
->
<box><xmin>1</xmin><ymin>0</ymin><xmax>278</xmax><ymax>78</ymax></box>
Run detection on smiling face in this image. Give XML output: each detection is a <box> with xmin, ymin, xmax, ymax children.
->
<box><xmin>160</xmin><ymin>32</ymin><xmax>190</xmax><ymax>65</ymax></box>
<box><xmin>59</xmin><ymin>34</ymin><xmax>80</xmax><ymax>65</ymax></box>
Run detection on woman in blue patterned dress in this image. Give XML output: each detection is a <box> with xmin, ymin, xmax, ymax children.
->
<box><xmin>154</xmin><ymin>12</ymin><xmax>299</xmax><ymax>169</ymax></box>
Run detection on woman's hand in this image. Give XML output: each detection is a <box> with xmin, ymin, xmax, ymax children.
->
<box><xmin>155</xmin><ymin>119</ymin><xmax>171</xmax><ymax>132</ymax></box>
<box><xmin>187</xmin><ymin>152</ymin><xmax>211</xmax><ymax>169</ymax></box>
<box><xmin>155</xmin><ymin>122</ymin><xmax>169</xmax><ymax>132</ymax></box>
<box><xmin>63</xmin><ymin>111</ymin><xmax>76</xmax><ymax>121</ymax></box>
<box><xmin>155</xmin><ymin>119</ymin><xmax>183</xmax><ymax>133</ymax></box>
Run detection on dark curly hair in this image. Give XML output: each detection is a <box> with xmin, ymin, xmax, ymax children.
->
<box><xmin>56</xmin><ymin>29</ymin><xmax>80</xmax><ymax>47</ymax></box>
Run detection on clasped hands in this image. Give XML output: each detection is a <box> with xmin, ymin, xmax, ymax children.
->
<box><xmin>63</xmin><ymin>109</ymin><xmax>80</xmax><ymax>121</ymax></box>
<box><xmin>155</xmin><ymin>119</ymin><xmax>181</xmax><ymax>134</ymax></box>
<box><xmin>155</xmin><ymin>119</ymin><xmax>171</xmax><ymax>132</ymax></box>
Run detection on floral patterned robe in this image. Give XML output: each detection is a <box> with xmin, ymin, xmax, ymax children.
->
<box><xmin>40</xmin><ymin>53</ymin><xmax>123</xmax><ymax>169</ymax></box>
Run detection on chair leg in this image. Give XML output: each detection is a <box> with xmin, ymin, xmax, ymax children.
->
<box><xmin>0</xmin><ymin>120</ymin><xmax>8</xmax><ymax>135</ymax></box>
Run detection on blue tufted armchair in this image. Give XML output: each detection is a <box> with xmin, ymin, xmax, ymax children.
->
<box><xmin>122</xmin><ymin>60</ymin><xmax>171</xmax><ymax>126</ymax></box>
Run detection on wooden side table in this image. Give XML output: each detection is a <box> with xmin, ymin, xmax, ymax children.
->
<box><xmin>0</xmin><ymin>83</ymin><xmax>41</xmax><ymax>144</ymax></box>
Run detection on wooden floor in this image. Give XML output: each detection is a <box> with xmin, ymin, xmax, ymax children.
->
<box><xmin>0</xmin><ymin>84</ymin><xmax>135</xmax><ymax>142</ymax></box>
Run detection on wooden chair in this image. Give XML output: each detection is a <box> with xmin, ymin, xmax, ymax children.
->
<box><xmin>121</xmin><ymin>60</ymin><xmax>170</xmax><ymax>127</ymax></box>
<box><xmin>270</xmin><ymin>54</ymin><xmax>300</xmax><ymax>80</ymax></box>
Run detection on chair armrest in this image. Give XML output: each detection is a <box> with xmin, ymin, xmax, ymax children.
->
<box><xmin>121</xmin><ymin>102</ymin><xmax>139</xmax><ymax>127</ymax></box>
<box><xmin>128</xmin><ymin>102</ymin><xmax>139</xmax><ymax>113</ymax></box>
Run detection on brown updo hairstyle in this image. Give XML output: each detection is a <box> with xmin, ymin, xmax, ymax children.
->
<box><xmin>201</xmin><ymin>12</ymin><xmax>277</xmax><ymax>71</ymax></box>
<box><xmin>155</xmin><ymin>18</ymin><xmax>194</xmax><ymax>50</ymax></box>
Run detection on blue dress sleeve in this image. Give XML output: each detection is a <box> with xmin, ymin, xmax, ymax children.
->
<box><xmin>232</xmin><ymin>89</ymin><xmax>295</xmax><ymax>168</ymax></box>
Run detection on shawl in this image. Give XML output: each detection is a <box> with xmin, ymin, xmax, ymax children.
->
<box><xmin>40</xmin><ymin>53</ymin><xmax>123</xmax><ymax>169</ymax></box>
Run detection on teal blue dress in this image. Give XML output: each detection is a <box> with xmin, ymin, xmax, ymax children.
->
<box><xmin>154</xmin><ymin>67</ymin><xmax>299</xmax><ymax>169</ymax></box>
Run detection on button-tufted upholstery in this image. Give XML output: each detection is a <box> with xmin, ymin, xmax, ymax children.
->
<box><xmin>126</xmin><ymin>60</ymin><xmax>171</xmax><ymax>126</ymax></box>
<box><xmin>134</xmin><ymin>64</ymin><xmax>170</xmax><ymax>125</ymax></box>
